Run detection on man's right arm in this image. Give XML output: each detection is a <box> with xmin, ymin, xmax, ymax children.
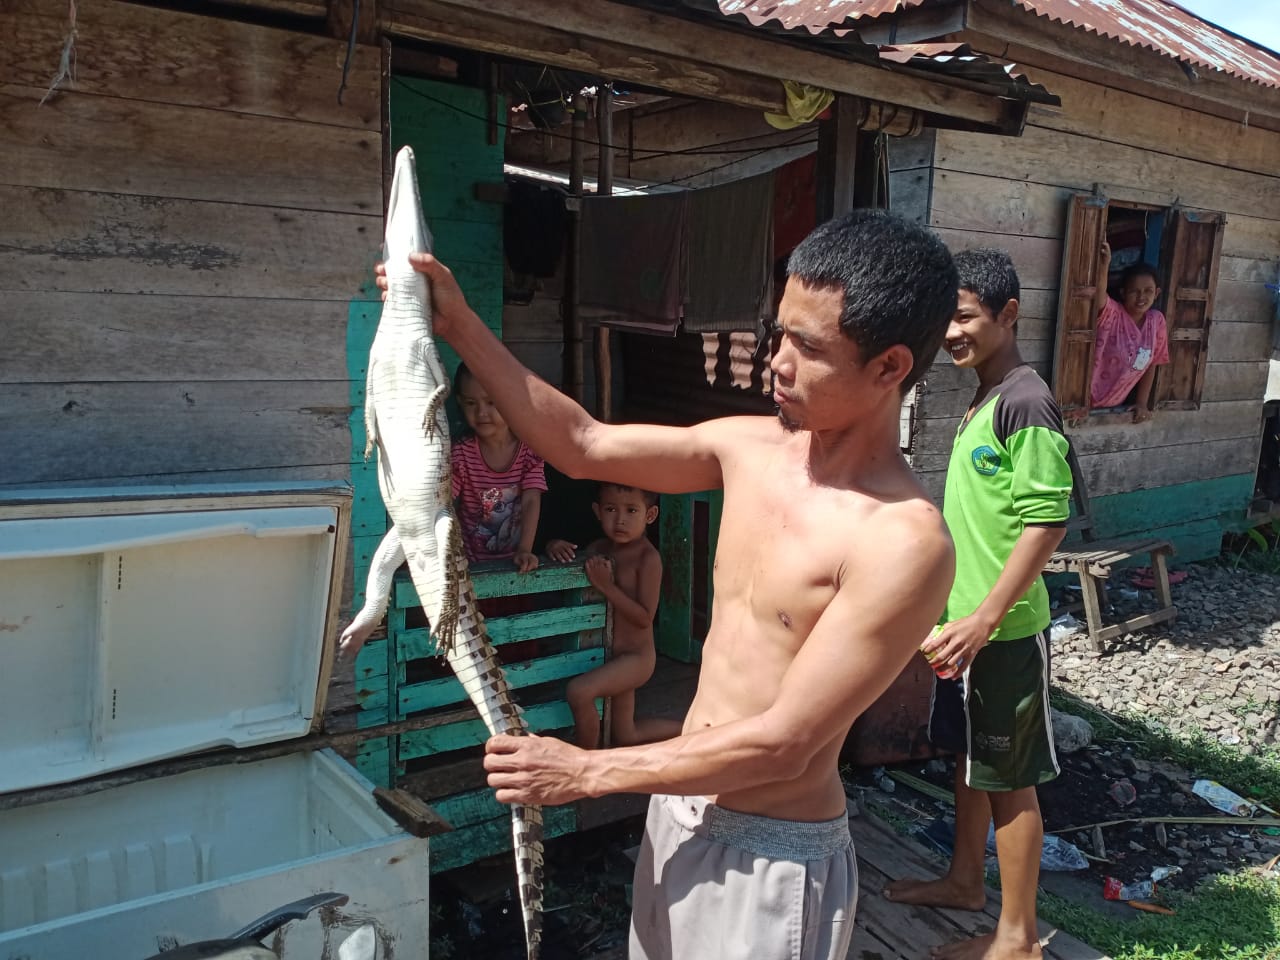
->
<box><xmin>401</xmin><ymin>254</ymin><xmax>728</xmax><ymax>495</ymax></box>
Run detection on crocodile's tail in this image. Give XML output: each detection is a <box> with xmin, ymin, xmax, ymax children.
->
<box><xmin>440</xmin><ymin>579</ymin><xmax>544</xmax><ymax>960</ymax></box>
<box><xmin>512</xmin><ymin>800</ymin><xmax>545</xmax><ymax>960</ymax></box>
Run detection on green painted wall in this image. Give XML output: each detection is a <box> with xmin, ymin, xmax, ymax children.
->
<box><xmin>1075</xmin><ymin>473</ymin><xmax>1255</xmax><ymax>563</ymax></box>
<box><xmin>345</xmin><ymin>77</ymin><xmax>505</xmax><ymax>786</ymax></box>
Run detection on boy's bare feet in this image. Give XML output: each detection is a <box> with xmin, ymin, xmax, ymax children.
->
<box><xmin>882</xmin><ymin>876</ymin><xmax>987</xmax><ymax>911</ymax></box>
<box><xmin>930</xmin><ymin>932</ymin><xmax>1043</xmax><ymax>960</ymax></box>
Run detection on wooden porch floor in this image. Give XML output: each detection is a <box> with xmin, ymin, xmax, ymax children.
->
<box><xmin>850</xmin><ymin>811</ymin><xmax>1111</xmax><ymax>960</ymax></box>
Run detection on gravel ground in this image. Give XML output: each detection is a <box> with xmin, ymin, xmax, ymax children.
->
<box><xmin>1050</xmin><ymin>562</ymin><xmax>1280</xmax><ymax>755</ymax></box>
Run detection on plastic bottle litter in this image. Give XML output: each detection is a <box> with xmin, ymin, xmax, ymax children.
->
<box><xmin>1104</xmin><ymin>877</ymin><xmax>1155</xmax><ymax>901</ymax></box>
<box><xmin>1192</xmin><ymin>779</ymin><xmax>1271</xmax><ymax>817</ymax></box>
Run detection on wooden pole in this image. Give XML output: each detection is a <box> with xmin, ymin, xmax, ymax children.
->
<box><xmin>563</xmin><ymin>94</ymin><xmax>587</xmax><ymax>403</ymax></box>
<box><xmin>816</xmin><ymin>95</ymin><xmax>861</xmax><ymax>222</ymax></box>
<box><xmin>594</xmin><ymin>85</ymin><xmax>614</xmax><ymax>423</ymax></box>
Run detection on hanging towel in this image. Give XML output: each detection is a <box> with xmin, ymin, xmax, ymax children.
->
<box><xmin>578</xmin><ymin>191</ymin><xmax>688</xmax><ymax>336</ymax></box>
<box><xmin>684</xmin><ymin>171</ymin><xmax>775</xmax><ymax>333</ymax></box>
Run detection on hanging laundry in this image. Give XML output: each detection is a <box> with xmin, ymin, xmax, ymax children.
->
<box><xmin>684</xmin><ymin>171</ymin><xmax>775</xmax><ymax>333</ymax></box>
<box><xmin>578</xmin><ymin>191</ymin><xmax>689</xmax><ymax>335</ymax></box>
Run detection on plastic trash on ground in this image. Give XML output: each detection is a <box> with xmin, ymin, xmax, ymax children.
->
<box><xmin>1049</xmin><ymin>613</ymin><xmax>1080</xmax><ymax>643</ymax></box>
<box><xmin>1108</xmin><ymin>778</ymin><xmax>1138</xmax><ymax>807</ymax></box>
<box><xmin>1192</xmin><ymin>779</ymin><xmax>1278</xmax><ymax>817</ymax></box>
<box><xmin>1104</xmin><ymin>877</ymin><xmax>1155</xmax><ymax>901</ymax></box>
<box><xmin>919</xmin><ymin>818</ymin><xmax>1087</xmax><ymax>872</ymax></box>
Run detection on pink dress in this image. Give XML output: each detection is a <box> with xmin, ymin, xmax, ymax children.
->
<box><xmin>451</xmin><ymin>436</ymin><xmax>548</xmax><ymax>562</ymax></box>
<box><xmin>1090</xmin><ymin>296</ymin><xmax>1170</xmax><ymax>409</ymax></box>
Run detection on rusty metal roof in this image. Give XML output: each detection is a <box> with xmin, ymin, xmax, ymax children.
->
<box><xmin>717</xmin><ymin>0</ymin><xmax>1280</xmax><ymax>88</ymax></box>
<box><xmin>875</xmin><ymin>41</ymin><xmax>1059</xmax><ymax>104</ymax></box>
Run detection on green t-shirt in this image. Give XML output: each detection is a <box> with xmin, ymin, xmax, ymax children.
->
<box><xmin>943</xmin><ymin>365</ymin><xmax>1072</xmax><ymax>641</ymax></box>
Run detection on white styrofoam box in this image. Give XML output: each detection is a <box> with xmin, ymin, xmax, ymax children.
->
<box><xmin>0</xmin><ymin>751</ymin><xmax>428</xmax><ymax>959</ymax></box>
<box><xmin>0</xmin><ymin>485</ymin><xmax>430</xmax><ymax>960</ymax></box>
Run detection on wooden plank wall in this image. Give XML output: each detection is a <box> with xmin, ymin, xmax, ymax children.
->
<box><xmin>898</xmin><ymin>65</ymin><xmax>1280</xmax><ymax>559</ymax></box>
<box><xmin>0</xmin><ymin>0</ymin><xmax>382</xmax><ymax>491</ymax></box>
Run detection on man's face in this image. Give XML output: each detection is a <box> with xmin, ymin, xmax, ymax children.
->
<box><xmin>769</xmin><ymin>278</ymin><xmax>868</xmax><ymax>433</ymax></box>
<box><xmin>945</xmin><ymin>290</ymin><xmax>1007</xmax><ymax>370</ymax></box>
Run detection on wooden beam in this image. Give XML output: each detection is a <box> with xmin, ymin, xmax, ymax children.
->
<box><xmin>0</xmin><ymin>0</ymin><xmax>380</xmax><ymax>130</ymax></box>
<box><xmin>215</xmin><ymin>0</ymin><xmax>328</xmax><ymax>17</ymax></box>
<box><xmin>387</xmin><ymin>0</ymin><xmax>1019</xmax><ymax>131</ymax></box>
<box><xmin>383</xmin><ymin>0</ymin><xmax>788</xmax><ymax>113</ymax></box>
<box><xmin>962</xmin><ymin>0</ymin><xmax>1280</xmax><ymax>130</ymax></box>
<box><xmin>816</xmin><ymin>96</ymin><xmax>861</xmax><ymax>221</ymax></box>
<box><xmin>595</xmin><ymin>88</ymin><xmax>615</xmax><ymax>423</ymax></box>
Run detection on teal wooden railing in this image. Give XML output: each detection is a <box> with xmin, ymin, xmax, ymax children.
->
<box><xmin>356</xmin><ymin>560</ymin><xmax>608</xmax><ymax>872</ymax></box>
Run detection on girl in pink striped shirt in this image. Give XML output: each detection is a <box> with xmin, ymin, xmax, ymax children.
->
<box><xmin>451</xmin><ymin>364</ymin><xmax>548</xmax><ymax>571</ymax></box>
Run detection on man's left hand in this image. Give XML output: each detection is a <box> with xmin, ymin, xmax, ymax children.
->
<box><xmin>484</xmin><ymin>733</ymin><xmax>591</xmax><ymax>805</ymax></box>
<box><xmin>922</xmin><ymin>614</ymin><xmax>995</xmax><ymax>679</ymax></box>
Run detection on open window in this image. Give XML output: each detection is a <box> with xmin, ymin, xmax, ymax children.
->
<box><xmin>1052</xmin><ymin>193</ymin><xmax>1225</xmax><ymax>421</ymax></box>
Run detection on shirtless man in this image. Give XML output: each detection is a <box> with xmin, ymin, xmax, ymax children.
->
<box><xmin>379</xmin><ymin>210</ymin><xmax>959</xmax><ymax>960</ymax></box>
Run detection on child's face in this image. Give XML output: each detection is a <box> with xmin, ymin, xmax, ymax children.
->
<box><xmin>457</xmin><ymin>375</ymin><xmax>509</xmax><ymax>440</ymax></box>
<box><xmin>592</xmin><ymin>487</ymin><xmax>658</xmax><ymax>546</ymax></box>
<box><xmin>944</xmin><ymin>289</ymin><xmax>1015</xmax><ymax>370</ymax></box>
<box><xmin>1121</xmin><ymin>274</ymin><xmax>1160</xmax><ymax>319</ymax></box>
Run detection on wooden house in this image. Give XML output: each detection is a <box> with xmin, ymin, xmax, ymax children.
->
<box><xmin>837</xmin><ymin>0</ymin><xmax>1280</xmax><ymax>561</ymax></box>
<box><xmin>1</xmin><ymin>0</ymin><xmax>1054</xmax><ymax>873</ymax></box>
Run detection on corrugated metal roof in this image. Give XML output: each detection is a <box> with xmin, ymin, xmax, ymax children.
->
<box><xmin>876</xmin><ymin>42</ymin><xmax>1060</xmax><ymax>104</ymax></box>
<box><xmin>717</xmin><ymin>0</ymin><xmax>1280</xmax><ymax>88</ymax></box>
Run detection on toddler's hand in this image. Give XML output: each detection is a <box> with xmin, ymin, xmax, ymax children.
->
<box><xmin>585</xmin><ymin>555</ymin><xmax>614</xmax><ymax>590</ymax></box>
<box><xmin>513</xmin><ymin>550</ymin><xmax>539</xmax><ymax>573</ymax></box>
<box><xmin>546</xmin><ymin>539</ymin><xmax>578</xmax><ymax>562</ymax></box>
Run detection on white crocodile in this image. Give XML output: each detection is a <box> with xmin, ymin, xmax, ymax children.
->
<box><xmin>341</xmin><ymin>145</ymin><xmax>544</xmax><ymax>960</ymax></box>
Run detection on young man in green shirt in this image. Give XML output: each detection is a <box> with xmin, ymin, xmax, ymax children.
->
<box><xmin>886</xmin><ymin>248</ymin><xmax>1072</xmax><ymax>960</ymax></box>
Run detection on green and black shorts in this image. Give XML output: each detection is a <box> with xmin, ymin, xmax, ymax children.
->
<box><xmin>927</xmin><ymin>630</ymin><xmax>1060</xmax><ymax>792</ymax></box>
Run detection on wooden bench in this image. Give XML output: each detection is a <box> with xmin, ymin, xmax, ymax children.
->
<box><xmin>1043</xmin><ymin>446</ymin><xmax>1177</xmax><ymax>652</ymax></box>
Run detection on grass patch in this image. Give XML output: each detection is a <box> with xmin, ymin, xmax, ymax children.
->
<box><xmin>1220</xmin><ymin>523</ymin><xmax>1280</xmax><ymax>575</ymax></box>
<box><xmin>1047</xmin><ymin>689</ymin><xmax>1280</xmax><ymax>957</ymax></box>
<box><xmin>1050</xmin><ymin>689</ymin><xmax>1280</xmax><ymax>810</ymax></box>
<box><xmin>1039</xmin><ymin>873</ymin><xmax>1280</xmax><ymax>960</ymax></box>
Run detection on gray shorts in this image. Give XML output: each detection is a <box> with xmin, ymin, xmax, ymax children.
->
<box><xmin>628</xmin><ymin>794</ymin><xmax>858</xmax><ymax>960</ymax></box>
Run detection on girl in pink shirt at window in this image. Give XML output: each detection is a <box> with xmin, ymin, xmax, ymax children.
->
<box><xmin>1089</xmin><ymin>242</ymin><xmax>1170</xmax><ymax>422</ymax></box>
<box><xmin>451</xmin><ymin>363</ymin><xmax>548</xmax><ymax>572</ymax></box>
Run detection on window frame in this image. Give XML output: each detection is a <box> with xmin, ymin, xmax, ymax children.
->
<box><xmin>1051</xmin><ymin>192</ymin><xmax>1226</xmax><ymax>423</ymax></box>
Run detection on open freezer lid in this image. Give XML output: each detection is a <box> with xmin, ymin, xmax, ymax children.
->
<box><xmin>0</xmin><ymin>483</ymin><xmax>352</xmax><ymax>794</ymax></box>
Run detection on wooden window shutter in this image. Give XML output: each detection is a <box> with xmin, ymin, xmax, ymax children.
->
<box><xmin>1156</xmin><ymin>210</ymin><xmax>1226</xmax><ymax>410</ymax></box>
<box><xmin>1052</xmin><ymin>193</ymin><xmax>1108</xmax><ymax>416</ymax></box>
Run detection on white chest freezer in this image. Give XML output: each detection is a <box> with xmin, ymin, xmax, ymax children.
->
<box><xmin>0</xmin><ymin>484</ymin><xmax>430</xmax><ymax>960</ymax></box>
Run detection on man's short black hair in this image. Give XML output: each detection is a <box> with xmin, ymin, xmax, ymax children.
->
<box><xmin>786</xmin><ymin>210</ymin><xmax>958</xmax><ymax>393</ymax></box>
<box><xmin>596</xmin><ymin>482</ymin><xmax>658</xmax><ymax>507</ymax></box>
<box><xmin>953</xmin><ymin>247</ymin><xmax>1021</xmax><ymax>317</ymax></box>
<box><xmin>1120</xmin><ymin>262</ymin><xmax>1161</xmax><ymax>289</ymax></box>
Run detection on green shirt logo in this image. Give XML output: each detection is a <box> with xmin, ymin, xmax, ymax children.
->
<box><xmin>971</xmin><ymin>445</ymin><xmax>1002</xmax><ymax>476</ymax></box>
